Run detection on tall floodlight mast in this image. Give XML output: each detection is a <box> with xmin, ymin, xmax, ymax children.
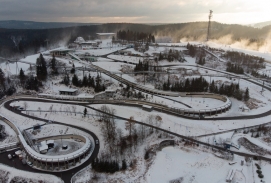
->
<box><xmin>206</xmin><ymin>10</ymin><xmax>213</xmax><ymax>41</ymax></box>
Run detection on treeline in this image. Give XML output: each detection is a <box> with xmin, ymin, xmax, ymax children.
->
<box><xmin>116</xmin><ymin>30</ymin><xmax>155</xmax><ymax>43</ymax></box>
<box><xmin>197</xmin><ymin>56</ymin><xmax>206</xmax><ymax>65</ymax></box>
<box><xmin>1</xmin><ymin>22</ymin><xmax>271</xmax><ymax>58</ymax></box>
<box><xmin>222</xmin><ymin>51</ymin><xmax>265</xmax><ymax>72</ymax></box>
<box><xmin>186</xmin><ymin>43</ymin><xmax>197</xmax><ymax>57</ymax></box>
<box><xmin>157</xmin><ymin>49</ymin><xmax>182</xmax><ymax>62</ymax></box>
<box><xmin>95</xmin><ymin>105</ymin><xmax>163</xmax><ymax>173</ymax></box>
<box><xmin>36</xmin><ymin>54</ymin><xmax>48</xmax><ymax>80</ymax></box>
<box><xmin>0</xmin><ymin>68</ymin><xmax>16</xmax><ymax>98</ymax></box>
<box><xmin>163</xmin><ymin>76</ymin><xmax>249</xmax><ymax>101</ymax></box>
<box><xmin>251</xmin><ymin>70</ymin><xmax>270</xmax><ymax>78</ymax></box>
<box><xmin>18</xmin><ymin>54</ymin><xmax>58</xmax><ymax>92</ymax></box>
<box><xmin>63</xmin><ymin>73</ymin><xmax>106</xmax><ymax>93</ymax></box>
<box><xmin>166</xmin><ymin>77</ymin><xmax>209</xmax><ymax>92</ymax></box>
<box><xmin>226</xmin><ymin>62</ymin><xmax>244</xmax><ymax>74</ymax></box>
<box><xmin>134</xmin><ymin>60</ymin><xmax>149</xmax><ymax>73</ymax></box>
<box><xmin>209</xmin><ymin>81</ymin><xmax>249</xmax><ymax>100</ymax></box>
<box><xmin>19</xmin><ymin>69</ymin><xmax>40</xmax><ymax>91</ymax></box>
<box><xmin>92</xmin><ymin>158</ymin><xmax>127</xmax><ymax>173</ymax></box>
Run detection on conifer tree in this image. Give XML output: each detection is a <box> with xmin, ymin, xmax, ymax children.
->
<box><xmin>72</xmin><ymin>74</ymin><xmax>79</xmax><ymax>86</ymax></box>
<box><xmin>51</xmin><ymin>55</ymin><xmax>58</xmax><ymax>74</ymax></box>
<box><xmin>244</xmin><ymin>87</ymin><xmax>250</xmax><ymax>101</ymax></box>
<box><xmin>70</xmin><ymin>64</ymin><xmax>75</xmax><ymax>74</ymax></box>
<box><xmin>36</xmin><ymin>53</ymin><xmax>47</xmax><ymax>80</ymax></box>
<box><xmin>84</xmin><ymin>108</ymin><xmax>87</xmax><ymax>117</ymax></box>
<box><xmin>121</xmin><ymin>159</ymin><xmax>127</xmax><ymax>170</ymax></box>
<box><xmin>19</xmin><ymin>68</ymin><xmax>25</xmax><ymax>84</ymax></box>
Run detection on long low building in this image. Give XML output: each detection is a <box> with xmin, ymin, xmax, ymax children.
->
<box><xmin>59</xmin><ymin>89</ymin><xmax>78</xmax><ymax>96</ymax></box>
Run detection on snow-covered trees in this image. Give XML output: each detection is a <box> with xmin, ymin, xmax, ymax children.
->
<box><xmin>0</xmin><ymin>68</ymin><xmax>6</xmax><ymax>90</ymax></box>
<box><xmin>70</xmin><ymin>64</ymin><xmax>75</xmax><ymax>74</ymax></box>
<box><xmin>125</xmin><ymin>116</ymin><xmax>135</xmax><ymax>139</ymax></box>
<box><xmin>244</xmin><ymin>87</ymin><xmax>250</xmax><ymax>101</ymax></box>
<box><xmin>19</xmin><ymin>68</ymin><xmax>25</xmax><ymax>84</ymax></box>
<box><xmin>36</xmin><ymin>53</ymin><xmax>47</xmax><ymax>80</ymax></box>
<box><xmin>50</xmin><ymin>55</ymin><xmax>58</xmax><ymax>75</ymax></box>
<box><xmin>83</xmin><ymin>108</ymin><xmax>87</xmax><ymax>117</ymax></box>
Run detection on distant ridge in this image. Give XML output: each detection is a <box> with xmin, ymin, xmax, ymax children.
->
<box><xmin>0</xmin><ymin>20</ymin><xmax>100</xmax><ymax>29</ymax></box>
<box><xmin>250</xmin><ymin>20</ymin><xmax>271</xmax><ymax>28</ymax></box>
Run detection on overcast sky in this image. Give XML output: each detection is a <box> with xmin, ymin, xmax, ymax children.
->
<box><xmin>1</xmin><ymin>0</ymin><xmax>271</xmax><ymax>24</ymax></box>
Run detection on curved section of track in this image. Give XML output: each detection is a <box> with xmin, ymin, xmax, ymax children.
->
<box><xmin>0</xmin><ymin>100</ymin><xmax>100</xmax><ymax>183</ymax></box>
<box><xmin>3</xmin><ymin>98</ymin><xmax>271</xmax><ymax>166</ymax></box>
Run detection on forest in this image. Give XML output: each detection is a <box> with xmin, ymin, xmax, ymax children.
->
<box><xmin>1</xmin><ymin>22</ymin><xmax>271</xmax><ymax>57</ymax></box>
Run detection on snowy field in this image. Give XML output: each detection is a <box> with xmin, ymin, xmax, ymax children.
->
<box><xmin>178</xmin><ymin>41</ymin><xmax>271</xmax><ymax>62</ymax></box>
<box><xmin>6</xmin><ymin>99</ymin><xmax>271</xmax><ymax>138</ymax></box>
<box><xmin>146</xmin><ymin>146</ymin><xmax>267</xmax><ymax>183</ymax></box>
<box><xmin>2</xmin><ymin>40</ymin><xmax>271</xmax><ymax>183</ymax></box>
<box><xmin>0</xmin><ymin>120</ymin><xmax>18</xmax><ymax>145</ymax></box>
<box><xmin>0</xmin><ymin>164</ymin><xmax>63</xmax><ymax>183</ymax></box>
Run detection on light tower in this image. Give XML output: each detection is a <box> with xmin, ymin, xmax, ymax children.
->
<box><xmin>206</xmin><ymin>10</ymin><xmax>213</xmax><ymax>41</ymax></box>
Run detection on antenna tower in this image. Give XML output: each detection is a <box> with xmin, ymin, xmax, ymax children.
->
<box><xmin>206</xmin><ymin>10</ymin><xmax>213</xmax><ymax>41</ymax></box>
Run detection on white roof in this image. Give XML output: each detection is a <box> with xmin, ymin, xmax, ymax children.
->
<box><xmin>59</xmin><ymin>89</ymin><xmax>78</xmax><ymax>92</ymax></box>
<box><xmin>46</xmin><ymin>140</ymin><xmax>54</xmax><ymax>144</ymax></box>
<box><xmin>15</xmin><ymin>150</ymin><xmax>22</xmax><ymax>155</ymax></box>
<box><xmin>39</xmin><ymin>145</ymin><xmax>48</xmax><ymax>152</ymax></box>
<box><xmin>81</xmin><ymin>41</ymin><xmax>97</xmax><ymax>44</ymax></box>
<box><xmin>41</xmin><ymin>141</ymin><xmax>47</xmax><ymax>146</ymax></box>
<box><xmin>50</xmin><ymin>48</ymin><xmax>73</xmax><ymax>52</ymax></box>
<box><xmin>143</xmin><ymin>105</ymin><xmax>153</xmax><ymax>109</ymax></box>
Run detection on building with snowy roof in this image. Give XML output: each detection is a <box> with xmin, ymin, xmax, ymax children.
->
<box><xmin>59</xmin><ymin>89</ymin><xmax>78</xmax><ymax>96</ymax></box>
<box><xmin>50</xmin><ymin>49</ymin><xmax>73</xmax><ymax>57</ymax></box>
<box><xmin>39</xmin><ymin>141</ymin><xmax>48</xmax><ymax>154</ymax></box>
<box><xmin>74</xmin><ymin>37</ymin><xmax>85</xmax><ymax>44</ymax></box>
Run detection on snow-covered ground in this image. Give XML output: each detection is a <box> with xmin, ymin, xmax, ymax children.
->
<box><xmin>146</xmin><ymin>146</ymin><xmax>265</xmax><ymax>183</ymax></box>
<box><xmin>178</xmin><ymin>41</ymin><xmax>271</xmax><ymax>62</ymax></box>
<box><xmin>0</xmin><ymin>164</ymin><xmax>63</xmax><ymax>183</ymax></box>
<box><xmin>0</xmin><ymin>120</ymin><xmax>18</xmax><ymax>145</ymax></box>
<box><xmin>107</xmin><ymin>55</ymin><xmax>142</xmax><ymax>64</ymax></box>
<box><xmin>2</xmin><ymin>40</ymin><xmax>271</xmax><ymax>183</ymax></box>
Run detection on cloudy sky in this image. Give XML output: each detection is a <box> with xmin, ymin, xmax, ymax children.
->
<box><xmin>1</xmin><ymin>0</ymin><xmax>271</xmax><ymax>24</ymax></box>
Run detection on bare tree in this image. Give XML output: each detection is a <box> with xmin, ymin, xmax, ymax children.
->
<box><xmin>99</xmin><ymin>105</ymin><xmax>117</xmax><ymax>154</ymax></box>
<box><xmin>72</xmin><ymin>105</ymin><xmax>77</xmax><ymax>116</ymax></box>
<box><xmin>125</xmin><ymin>116</ymin><xmax>135</xmax><ymax>138</ymax></box>
<box><xmin>49</xmin><ymin>104</ymin><xmax>53</xmax><ymax>113</ymax></box>
<box><xmin>23</xmin><ymin>101</ymin><xmax>28</xmax><ymax>110</ymax></box>
<box><xmin>155</xmin><ymin>115</ymin><xmax>162</xmax><ymax>133</ymax></box>
<box><xmin>38</xmin><ymin>107</ymin><xmax>41</xmax><ymax>115</ymax></box>
<box><xmin>146</xmin><ymin>115</ymin><xmax>155</xmax><ymax>134</ymax></box>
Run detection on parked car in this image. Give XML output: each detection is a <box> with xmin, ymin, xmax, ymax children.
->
<box><xmin>95</xmin><ymin>140</ymin><xmax>99</xmax><ymax>145</ymax></box>
<box><xmin>8</xmin><ymin>154</ymin><xmax>12</xmax><ymax>159</ymax></box>
<box><xmin>27</xmin><ymin>161</ymin><xmax>33</xmax><ymax>166</ymax></box>
<box><xmin>17</xmin><ymin>107</ymin><xmax>24</xmax><ymax>110</ymax></box>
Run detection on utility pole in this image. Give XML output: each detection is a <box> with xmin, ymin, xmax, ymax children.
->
<box><xmin>206</xmin><ymin>10</ymin><xmax>213</xmax><ymax>41</ymax></box>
